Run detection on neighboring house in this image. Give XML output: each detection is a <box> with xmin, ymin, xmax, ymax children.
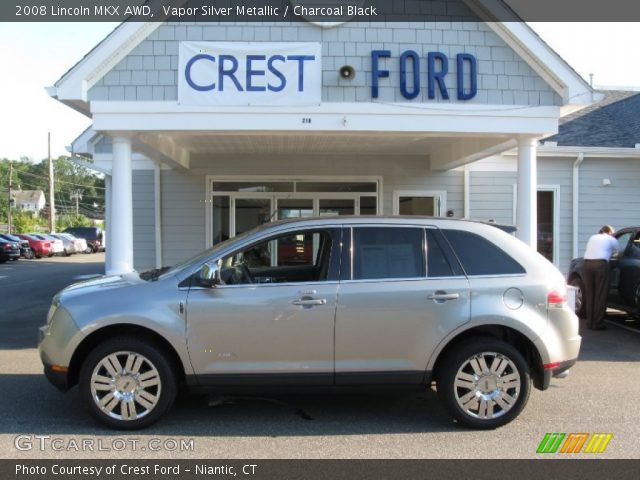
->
<box><xmin>471</xmin><ymin>90</ymin><xmax>640</xmax><ymax>273</ymax></box>
<box><xmin>49</xmin><ymin>7</ymin><xmax>599</xmax><ymax>274</ymax></box>
<box><xmin>13</xmin><ymin>190</ymin><xmax>46</xmax><ymax>213</ymax></box>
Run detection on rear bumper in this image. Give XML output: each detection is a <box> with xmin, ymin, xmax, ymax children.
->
<box><xmin>540</xmin><ymin>358</ymin><xmax>577</xmax><ymax>390</ymax></box>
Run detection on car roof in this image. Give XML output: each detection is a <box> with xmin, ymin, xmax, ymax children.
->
<box><xmin>249</xmin><ymin>215</ymin><xmax>517</xmax><ymax>233</ymax></box>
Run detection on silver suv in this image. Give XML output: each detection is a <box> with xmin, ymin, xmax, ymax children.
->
<box><xmin>39</xmin><ymin>217</ymin><xmax>580</xmax><ymax>430</ymax></box>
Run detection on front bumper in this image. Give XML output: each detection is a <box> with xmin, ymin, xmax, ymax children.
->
<box><xmin>43</xmin><ymin>362</ymin><xmax>71</xmax><ymax>391</ymax></box>
<box><xmin>38</xmin><ymin>306</ymin><xmax>84</xmax><ymax>392</ymax></box>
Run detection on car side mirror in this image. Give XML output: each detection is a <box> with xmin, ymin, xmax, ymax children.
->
<box><xmin>199</xmin><ymin>260</ymin><xmax>222</xmax><ymax>287</ymax></box>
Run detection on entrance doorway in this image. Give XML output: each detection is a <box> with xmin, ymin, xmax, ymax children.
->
<box><xmin>537</xmin><ymin>188</ymin><xmax>559</xmax><ymax>264</ymax></box>
<box><xmin>207</xmin><ymin>178</ymin><xmax>380</xmax><ymax>246</ymax></box>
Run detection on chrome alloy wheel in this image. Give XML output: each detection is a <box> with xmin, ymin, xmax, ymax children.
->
<box><xmin>90</xmin><ymin>351</ymin><xmax>162</xmax><ymax>421</ymax></box>
<box><xmin>453</xmin><ymin>352</ymin><xmax>521</xmax><ymax>420</ymax></box>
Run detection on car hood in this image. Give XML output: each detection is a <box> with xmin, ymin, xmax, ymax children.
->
<box><xmin>57</xmin><ymin>272</ymin><xmax>144</xmax><ymax>302</ymax></box>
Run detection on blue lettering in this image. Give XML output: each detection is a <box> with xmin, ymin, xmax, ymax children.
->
<box><xmin>428</xmin><ymin>52</ymin><xmax>449</xmax><ymax>100</ymax></box>
<box><xmin>456</xmin><ymin>53</ymin><xmax>477</xmax><ymax>100</ymax></box>
<box><xmin>399</xmin><ymin>50</ymin><xmax>420</xmax><ymax>100</ymax></box>
<box><xmin>246</xmin><ymin>55</ymin><xmax>266</xmax><ymax>92</ymax></box>
<box><xmin>371</xmin><ymin>50</ymin><xmax>390</xmax><ymax>98</ymax></box>
<box><xmin>286</xmin><ymin>55</ymin><xmax>315</xmax><ymax>92</ymax></box>
<box><xmin>185</xmin><ymin>54</ymin><xmax>216</xmax><ymax>91</ymax></box>
<box><xmin>219</xmin><ymin>55</ymin><xmax>243</xmax><ymax>92</ymax></box>
<box><xmin>267</xmin><ymin>55</ymin><xmax>287</xmax><ymax>92</ymax></box>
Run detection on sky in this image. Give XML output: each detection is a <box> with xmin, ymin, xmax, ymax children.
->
<box><xmin>0</xmin><ymin>22</ymin><xmax>639</xmax><ymax>161</ymax></box>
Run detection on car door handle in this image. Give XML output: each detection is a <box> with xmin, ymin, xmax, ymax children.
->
<box><xmin>427</xmin><ymin>292</ymin><xmax>460</xmax><ymax>302</ymax></box>
<box><xmin>292</xmin><ymin>298</ymin><xmax>327</xmax><ymax>306</ymax></box>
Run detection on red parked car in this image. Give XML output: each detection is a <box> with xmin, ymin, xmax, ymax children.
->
<box><xmin>16</xmin><ymin>234</ymin><xmax>53</xmax><ymax>259</ymax></box>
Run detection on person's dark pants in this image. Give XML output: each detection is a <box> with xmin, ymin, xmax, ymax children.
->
<box><xmin>583</xmin><ymin>259</ymin><xmax>610</xmax><ymax>329</ymax></box>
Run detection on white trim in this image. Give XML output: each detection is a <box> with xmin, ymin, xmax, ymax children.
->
<box><xmin>513</xmin><ymin>183</ymin><xmax>561</xmax><ymax>267</ymax></box>
<box><xmin>392</xmin><ymin>190</ymin><xmax>447</xmax><ymax>217</ymax></box>
<box><xmin>91</xmin><ymin>101</ymin><xmax>561</xmax><ymax>136</ymax></box>
<box><xmin>537</xmin><ymin>184</ymin><xmax>561</xmax><ymax>267</ymax></box>
<box><xmin>503</xmin><ymin>145</ymin><xmax>640</xmax><ymax>158</ymax></box>
<box><xmin>51</xmin><ymin>22</ymin><xmax>162</xmax><ymax>104</ymax></box>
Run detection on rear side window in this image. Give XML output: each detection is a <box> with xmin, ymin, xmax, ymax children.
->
<box><xmin>353</xmin><ymin>227</ymin><xmax>425</xmax><ymax>280</ymax></box>
<box><xmin>425</xmin><ymin>230</ymin><xmax>454</xmax><ymax>277</ymax></box>
<box><xmin>442</xmin><ymin>229</ymin><xmax>525</xmax><ymax>276</ymax></box>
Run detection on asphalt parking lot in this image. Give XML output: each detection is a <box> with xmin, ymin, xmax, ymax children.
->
<box><xmin>1</xmin><ymin>254</ymin><xmax>639</xmax><ymax>459</ymax></box>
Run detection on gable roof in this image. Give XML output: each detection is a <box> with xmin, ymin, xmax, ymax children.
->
<box><xmin>546</xmin><ymin>90</ymin><xmax>640</xmax><ymax>148</ymax></box>
<box><xmin>13</xmin><ymin>190</ymin><xmax>45</xmax><ymax>205</ymax></box>
<box><xmin>46</xmin><ymin>2</ymin><xmax>594</xmax><ymax>115</ymax></box>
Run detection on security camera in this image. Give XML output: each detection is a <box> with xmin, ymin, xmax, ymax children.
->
<box><xmin>339</xmin><ymin>65</ymin><xmax>355</xmax><ymax>79</ymax></box>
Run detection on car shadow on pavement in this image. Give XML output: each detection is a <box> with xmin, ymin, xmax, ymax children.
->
<box><xmin>576</xmin><ymin>314</ymin><xmax>640</xmax><ymax>362</ymax></box>
<box><xmin>0</xmin><ymin>374</ymin><xmax>460</xmax><ymax>437</ymax></box>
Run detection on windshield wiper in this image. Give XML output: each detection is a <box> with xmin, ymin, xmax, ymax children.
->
<box><xmin>140</xmin><ymin>266</ymin><xmax>171</xmax><ymax>281</ymax></box>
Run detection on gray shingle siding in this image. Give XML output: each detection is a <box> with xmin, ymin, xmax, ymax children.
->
<box><xmin>88</xmin><ymin>20</ymin><xmax>561</xmax><ymax>106</ymax></box>
<box><xmin>132</xmin><ymin>170</ymin><xmax>156</xmax><ymax>271</ymax></box>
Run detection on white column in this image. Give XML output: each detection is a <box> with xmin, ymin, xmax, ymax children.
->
<box><xmin>107</xmin><ymin>136</ymin><xmax>134</xmax><ymax>275</ymax></box>
<box><xmin>104</xmin><ymin>175</ymin><xmax>113</xmax><ymax>274</ymax></box>
<box><xmin>516</xmin><ymin>136</ymin><xmax>538</xmax><ymax>249</ymax></box>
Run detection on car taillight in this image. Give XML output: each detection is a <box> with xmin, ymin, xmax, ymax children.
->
<box><xmin>3</xmin><ymin>244</ymin><xmax>11</xmax><ymax>250</ymax></box>
<box><xmin>547</xmin><ymin>287</ymin><xmax>567</xmax><ymax>308</ymax></box>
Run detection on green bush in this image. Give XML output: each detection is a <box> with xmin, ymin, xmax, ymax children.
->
<box><xmin>12</xmin><ymin>211</ymin><xmax>44</xmax><ymax>233</ymax></box>
<box><xmin>57</xmin><ymin>214</ymin><xmax>93</xmax><ymax>231</ymax></box>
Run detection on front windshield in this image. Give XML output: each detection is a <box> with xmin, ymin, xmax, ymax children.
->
<box><xmin>154</xmin><ymin>225</ymin><xmax>263</xmax><ymax>279</ymax></box>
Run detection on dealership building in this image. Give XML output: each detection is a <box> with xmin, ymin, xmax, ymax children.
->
<box><xmin>47</xmin><ymin>6</ymin><xmax>638</xmax><ymax>275</ymax></box>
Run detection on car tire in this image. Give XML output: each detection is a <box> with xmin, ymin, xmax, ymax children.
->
<box><xmin>436</xmin><ymin>337</ymin><xmax>531</xmax><ymax>430</ymax></box>
<box><xmin>569</xmin><ymin>276</ymin><xmax>586</xmax><ymax>319</ymax></box>
<box><xmin>84</xmin><ymin>246</ymin><xmax>93</xmax><ymax>254</ymax></box>
<box><xmin>79</xmin><ymin>336</ymin><xmax>178</xmax><ymax>430</ymax></box>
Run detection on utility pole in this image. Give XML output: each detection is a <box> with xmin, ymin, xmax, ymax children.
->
<box><xmin>7</xmin><ymin>160</ymin><xmax>13</xmax><ymax>234</ymax></box>
<box><xmin>71</xmin><ymin>189</ymin><xmax>83</xmax><ymax>216</ymax></box>
<box><xmin>48</xmin><ymin>132</ymin><xmax>56</xmax><ymax>233</ymax></box>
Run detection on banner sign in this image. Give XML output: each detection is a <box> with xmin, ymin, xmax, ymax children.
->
<box><xmin>179</xmin><ymin>42</ymin><xmax>322</xmax><ymax>106</ymax></box>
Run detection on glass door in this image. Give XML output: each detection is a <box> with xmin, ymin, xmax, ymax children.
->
<box><xmin>276</xmin><ymin>198</ymin><xmax>314</xmax><ymax>220</ymax></box>
<box><xmin>319</xmin><ymin>198</ymin><xmax>355</xmax><ymax>216</ymax></box>
<box><xmin>234</xmin><ymin>197</ymin><xmax>273</xmax><ymax>236</ymax></box>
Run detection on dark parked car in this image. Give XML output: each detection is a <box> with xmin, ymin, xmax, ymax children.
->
<box><xmin>63</xmin><ymin>227</ymin><xmax>104</xmax><ymax>253</ymax></box>
<box><xmin>0</xmin><ymin>238</ymin><xmax>21</xmax><ymax>263</ymax></box>
<box><xmin>0</xmin><ymin>234</ymin><xmax>33</xmax><ymax>259</ymax></box>
<box><xmin>568</xmin><ymin>227</ymin><xmax>640</xmax><ymax>318</ymax></box>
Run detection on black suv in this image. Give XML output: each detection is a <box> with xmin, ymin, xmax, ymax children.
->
<box><xmin>63</xmin><ymin>227</ymin><xmax>104</xmax><ymax>253</ymax></box>
<box><xmin>568</xmin><ymin>227</ymin><xmax>640</xmax><ymax>318</ymax></box>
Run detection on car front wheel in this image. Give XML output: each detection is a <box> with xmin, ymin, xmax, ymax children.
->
<box><xmin>436</xmin><ymin>338</ymin><xmax>531</xmax><ymax>429</ymax></box>
<box><xmin>79</xmin><ymin>336</ymin><xmax>177</xmax><ymax>430</ymax></box>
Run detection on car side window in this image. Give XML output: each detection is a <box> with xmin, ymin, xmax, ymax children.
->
<box><xmin>352</xmin><ymin>227</ymin><xmax>425</xmax><ymax>280</ymax></box>
<box><xmin>615</xmin><ymin>232</ymin><xmax>633</xmax><ymax>256</ymax></box>
<box><xmin>441</xmin><ymin>229</ymin><xmax>525</xmax><ymax>276</ymax></box>
<box><xmin>629</xmin><ymin>232</ymin><xmax>640</xmax><ymax>260</ymax></box>
<box><xmin>219</xmin><ymin>230</ymin><xmax>334</xmax><ymax>285</ymax></box>
<box><xmin>425</xmin><ymin>229</ymin><xmax>454</xmax><ymax>277</ymax></box>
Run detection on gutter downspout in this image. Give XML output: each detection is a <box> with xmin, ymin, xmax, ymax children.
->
<box><xmin>154</xmin><ymin>162</ymin><xmax>163</xmax><ymax>269</ymax></box>
<box><xmin>463</xmin><ymin>165</ymin><xmax>470</xmax><ymax>219</ymax></box>
<box><xmin>572</xmin><ymin>153</ymin><xmax>584</xmax><ymax>259</ymax></box>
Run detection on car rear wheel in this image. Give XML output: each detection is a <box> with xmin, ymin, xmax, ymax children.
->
<box><xmin>436</xmin><ymin>338</ymin><xmax>531</xmax><ymax>429</ymax></box>
<box><xmin>79</xmin><ymin>336</ymin><xmax>177</xmax><ymax>430</ymax></box>
<box><xmin>84</xmin><ymin>246</ymin><xmax>93</xmax><ymax>254</ymax></box>
<box><xmin>569</xmin><ymin>276</ymin><xmax>586</xmax><ymax>319</ymax></box>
